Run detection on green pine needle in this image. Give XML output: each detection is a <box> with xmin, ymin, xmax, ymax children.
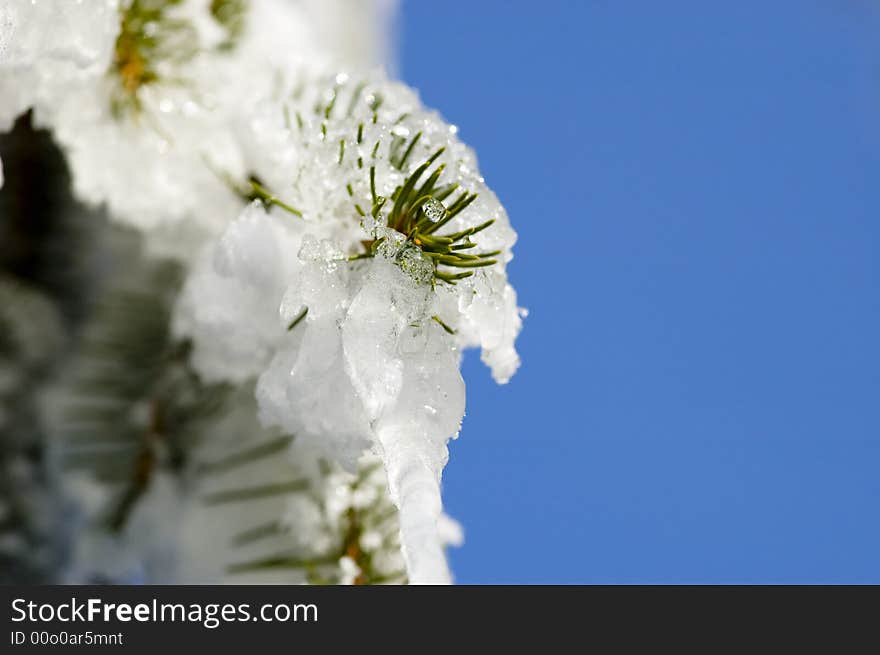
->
<box><xmin>197</xmin><ymin>435</ymin><xmax>294</xmax><ymax>475</ymax></box>
<box><xmin>357</xmin><ymin>146</ymin><xmax>498</xmax><ymax>284</ymax></box>
<box><xmin>286</xmin><ymin>306</ymin><xmax>308</xmax><ymax>331</ymax></box>
<box><xmin>203</xmin><ymin>479</ymin><xmax>309</xmax><ymax>505</ymax></box>
<box><xmin>248</xmin><ymin>178</ymin><xmax>303</xmax><ymax>217</ymax></box>
<box><xmin>432</xmin><ymin>315</ymin><xmax>456</xmax><ymax>334</ymax></box>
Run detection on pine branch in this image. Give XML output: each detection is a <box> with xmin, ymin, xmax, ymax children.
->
<box><xmin>53</xmin><ymin>255</ymin><xmax>232</xmax><ymax>533</ymax></box>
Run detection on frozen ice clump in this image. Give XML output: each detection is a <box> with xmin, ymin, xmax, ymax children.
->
<box><xmin>174</xmin><ymin>66</ymin><xmax>523</xmax><ymax>582</ymax></box>
<box><xmin>370</xmin><ymin>315</ymin><xmax>466</xmax><ymax>583</ymax></box>
<box><xmin>238</xmin><ymin>69</ymin><xmax>525</xmax><ymax>381</ymax></box>
<box><xmin>175</xmin><ymin>207</ymin><xmax>467</xmax><ymax>580</ymax></box>
<box><xmin>256</xmin><ymin>238</ymin><xmax>375</xmax><ymax>470</ymax></box>
<box><xmin>447</xmin><ymin>267</ymin><xmax>525</xmax><ymax>384</ymax></box>
<box><xmin>422</xmin><ymin>197</ymin><xmax>446</xmax><ymax>223</ymax></box>
<box><xmin>341</xmin><ymin>259</ymin><xmax>432</xmax><ymax>418</ymax></box>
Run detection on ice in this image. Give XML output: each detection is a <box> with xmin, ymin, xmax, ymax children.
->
<box><xmin>173</xmin><ymin>67</ymin><xmax>523</xmax><ymax>582</ymax></box>
<box><xmin>177</xmin><ymin>207</ymin><xmax>468</xmax><ymax>580</ymax></box>
<box><xmin>232</xmin><ymin>70</ymin><xmax>524</xmax><ymax>383</ymax></box>
<box><xmin>422</xmin><ymin>197</ymin><xmax>446</xmax><ymax>223</ymax></box>
<box><xmin>4</xmin><ymin>0</ymin><xmax>508</xmax><ymax>587</ymax></box>
<box><xmin>396</xmin><ymin>247</ymin><xmax>434</xmax><ymax>285</ymax></box>
<box><xmin>459</xmin><ymin>271</ymin><xmax>525</xmax><ymax>384</ymax></box>
<box><xmin>371</xmin><ymin>322</ymin><xmax>466</xmax><ymax>583</ymax></box>
<box><xmin>257</xmin><ymin>236</ymin><xmax>374</xmax><ymax>468</ymax></box>
<box><xmin>342</xmin><ymin>259</ymin><xmax>432</xmax><ymax>417</ymax></box>
<box><xmin>5</xmin><ymin>0</ymin><xmax>521</xmax><ymax>584</ymax></box>
<box><xmin>339</xmin><ymin>260</ymin><xmax>466</xmax><ymax>583</ymax></box>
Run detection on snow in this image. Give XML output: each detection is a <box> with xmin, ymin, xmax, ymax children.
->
<box><xmin>0</xmin><ymin>0</ymin><xmax>397</xmax><ymax>255</ymax></box>
<box><xmin>174</xmin><ymin>69</ymin><xmax>522</xmax><ymax>581</ymax></box>
<box><xmin>2</xmin><ymin>0</ymin><xmax>521</xmax><ymax>585</ymax></box>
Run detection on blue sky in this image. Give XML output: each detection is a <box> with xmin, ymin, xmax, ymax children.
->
<box><xmin>399</xmin><ymin>1</ymin><xmax>880</xmax><ymax>583</ymax></box>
